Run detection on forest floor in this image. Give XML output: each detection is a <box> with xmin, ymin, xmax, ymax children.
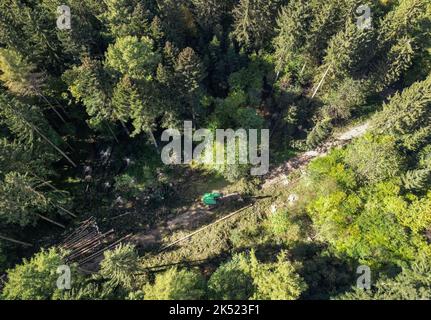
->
<box><xmin>131</xmin><ymin>121</ymin><xmax>370</xmax><ymax>251</ymax></box>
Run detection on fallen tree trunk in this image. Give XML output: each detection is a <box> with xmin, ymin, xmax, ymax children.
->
<box><xmin>0</xmin><ymin>234</ymin><xmax>32</xmax><ymax>247</ymax></box>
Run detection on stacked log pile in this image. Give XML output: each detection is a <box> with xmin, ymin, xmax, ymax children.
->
<box><xmin>60</xmin><ymin>217</ymin><xmax>131</xmax><ymax>266</ymax></box>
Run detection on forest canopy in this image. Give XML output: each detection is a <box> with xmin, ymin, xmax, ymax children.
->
<box><xmin>0</xmin><ymin>0</ymin><xmax>430</xmax><ymax>301</ymax></box>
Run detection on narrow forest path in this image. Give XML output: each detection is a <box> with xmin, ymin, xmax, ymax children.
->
<box><xmin>262</xmin><ymin>122</ymin><xmax>369</xmax><ymax>189</ymax></box>
<box><xmin>132</xmin><ymin>121</ymin><xmax>370</xmax><ymax>250</ymax></box>
<box><xmin>132</xmin><ymin>202</ymin><xmax>215</xmax><ymax>249</ymax></box>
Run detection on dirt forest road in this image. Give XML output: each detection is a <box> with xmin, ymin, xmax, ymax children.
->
<box><xmin>132</xmin><ymin>122</ymin><xmax>370</xmax><ymax>249</ymax></box>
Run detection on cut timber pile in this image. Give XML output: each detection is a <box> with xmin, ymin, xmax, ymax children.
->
<box><xmin>60</xmin><ymin>217</ymin><xmax>132</xmax><ymax>266</ymax></box>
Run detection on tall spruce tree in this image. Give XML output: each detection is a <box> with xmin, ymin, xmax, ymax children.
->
<box><xmin>175</xmin><ymin>47</ymin><xmax>206</xmax><ymax>121</ymax></box>
<box><xmin>372</xmin><ymin>0</ymin><xmax>430</xmax><ymax>91</ymax></box>
<box><xmin>372</xmin><ymin>74</ymin><xmax>431</xmax><ymax>151</ymax></box>
<box><xmin>232</xmin><ymin>0</ymin><xmax>282</xmax><ymax>52</ymax></box>
<box><xmin>99</xmin><ymin>0</ymin><xmax>150</xmax><ymax>38</ymax></box>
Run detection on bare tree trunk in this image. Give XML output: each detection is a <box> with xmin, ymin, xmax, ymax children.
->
<box><xmin>35</xmin><ymin>89</ymin><xmax>66</xmax><ymax>124</ymax></box>
<box><xmin>37</xmin><ymin>214</ymin><xmax>65</xmax><ymax>228</ymax></box>
<box><xmin>105</xmin><ymin>121</ymin><xmax>119</xmax><ymax>143</ymax></box>
<box><xmin>0</xmin><ymin>234</ymin><xmax>33</xmax><ymax>247</ymax></box>
<box><xmin>5</xmin><ymin>102</ymin><xmax>77</xmax><ymax>167</ymax></box>
<box><xmin>299</xmin><ymin>62</ymin><xmax>307</xmax><ymax>76</ymax></box>
<box><xmin>311</xmin><ymin>65</ymin><xmax>331</xmax><ymax>99</ymax></box>
<box><xmin>147</xmin><ymin>130</ymin><xmax>159</xmax><ymax>152</ymax></box>
<box><xmin>56</xmin><ymin>205</ymin><xmax>77</xmax><ymax>218</ymax></box>
<box><xmin>29</xmin><ymin>184</ymin><xmax>76</xmax><ymax>218</ymax></box>
<box><xmin>120</xmin><ymin>120</ymin><xmax>130</xmax><ymax>136</ymax></box>
<box><xmin>30</xmin><ymin>123</ymin><xmax>77</xmax><ymax>167</ymax></box>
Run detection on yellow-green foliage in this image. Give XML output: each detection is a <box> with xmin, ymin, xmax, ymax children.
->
<box><xmin>208</xmin><ymin>250</ymin><xmax>307</xmax><ymax>300</ymax></box>
<box><xmin>138</xmin><ymin>268</ymin><xmax>206</xmax><ymax>300</ymax></box>
<box><xmin>1</xmin><ymin>248</ymin><xmax>75</xmax><ymax>300</ymax></box>
<box><xmin>0</xmin><ymin>48</ymin><xmax>42</xmax><ymax>95</ymax></box>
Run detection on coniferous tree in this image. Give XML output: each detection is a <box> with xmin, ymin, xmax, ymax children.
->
<box><xmin>0</xmin><ymin>48</ymin><xmax>44</xmax><ymax>96</ymax></box>
<box><xmin>191</xmin><ymin>0</ymin><xmax>232</xmax><ymax>32</ymax></box>
<box><xmin>306</xmin><ymin>118</ymin><xmax>333</xmax><ymax>148</ymax></box>
<box><xmin>402</xmin><ymin>168</ymin><xmax>431</xmax><ymax>192</ymax></box>
<box><xmin>306</xmin><ymin>0</ymin><xmax>360</xmax><ymax>62</ymax></box>
<box><xmin>315</xmin><ymin>22</ymin><xmax>375</xmax><ymax>95</ymax></box>
<box><xmin>0</xmin><ymin>94</ymin><xmax>74</xmax><ymax>166</ymax></box>
<box><xmin>372</xmin><ymin>74</ymin><xmax>431</xmax><ymax>151</ymax></box>
<box><xmin>100</xmin><ymin>0</ymin><xmax>151</xmax><ymax>38</ymax></box>
<box><xmin>98</xmin><ymin>244</ymin><xmax>141</xmax><ymax>291</ymax></box>
<box><xmin>157</xmin><ymin>0</ymin><xmax>197</xmax><ymax>48</ymax></box>
<box><xmin>38</xmin><ymin>0</ymin><xmax>105</xmax><ymax>60</ymax></box>
<box><xmin>0</xmin><ymin>172</ymin><xmax>63</xmax><ymax>227</ymax></box>
<box><xmin>63</xmin><ymin>57</ymin><xmax>115</xmax><ymax>129</ymax></box>
<box><xmin>105</xmin><ymin>36</ymin><xmax>160</xmax><ymax>81</ymax></box>
<box><xmin>372</xmin><ymin>0</ymin><xmax>430</xmax><ymax>91</ymax></box>
<box><xmin>232</xmin><ymin>0</ymin><xmax>282</xmax><ymax>52</ymax></box>
<box><xmin>338</xmin><ymin>254</ymin><xmax>431</xmax><ymax>300</ymax></box>
<box><xmin>137</xmin><ymin>267</ymin><xmax>206</xmax><ymax>300</ymax></box>
<box><xmin>1</xmin><ymin>248</ymin><xmax>81</xmax><ymax>300</ymax></box>
<box><xmin>175</xmin><ymin>47</ymin><xmax>206</xmax><ymax>121</ymax></box>
<box><xmin>273</xmin><ymin>0</ymin><xmax>312</xmax><ymax>73</ymax></box>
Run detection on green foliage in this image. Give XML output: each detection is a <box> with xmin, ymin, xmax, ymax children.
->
<box><xmin>1</xmin><ymin>248</ymin><xmax>78</xmax><ymax>300</ymax></box>
<box><xmin>317</xmin><ymin>23</ymin><xmax>375</xmax><ymax>93</ymax></box>
<box><xmin>157</xmin><ymin>0</ymin><xmax>198</xmax><ymax>48</ymax></box>
<box><xmin>373</xmin><ymin>0</ymin><xmax>430</xmax><ymax>91</ymax></box>
<box><xmin>396</xmin><ymin>192</ymin><xmax>431</xmax><ymax>233</ymax></box>
<box><xmin>273</xmin><ymin>0</ymin><xmax>312</xmax><ymax>72</ymax></box>
<box><xmin>63</xmin><ymin>57</ymin><xmax>115</xmax><ymax>128</ymax></box>
<box><xmin>402</xmin><ymin>168</ymin><xmax>431</xmax><ymax>192</ymax></box>
<box><xmin>175</xmin><ymin>47</ymin><xmax>206</xmax><ymax>95</ymax></box>
<box><xmin>266</xmin><ymin>209</ymin><xmax>305</xmax><ymax>245</ymax></box>
<box><xmin>38</xmin><ymin>0</ymin><xmax>105</xmax><ymax>60</ymax></box>
<box><xmin>55</xmin><ymin>281</ymin><xmax>116</xmax><ymax>300</ymax></box>
<box><xmin>0</xmin><ymin>48</ymin><xmax>43</xmax><ymax>96</ymax></box>
<box><xmin>268</xmin><ymin>210</ymin><xmax>291</xmax><ymax>236</ymax></box>
<box><xmin>344</xmin><ymin>134</ymin><xmax>404</xmax><ymax>184</ymax></box>
<box><xmin>98</xmin><ymin>244</ymin><xmax>140</xmax><ymax>290</ymax></box>
<box><xmin>232</xmin><ymin>0</ymin><xmax>281</xmax><ymax>52</ymax></box>
<box><xmin>371</xmin><ymin>74</ymin><xmax>431</xmax><ymax>151</ymax></box>
<box><xmin>191</xmin><ymin>0</ymin><xmax>230</xmax><ymax>31</ymax></box>
<box><xmin>0</xmin><ymin>0</ymin><xmax>62</xmax><ymax>67</ymax></box>
<box><xmin>306</xmin><ymin>118</ymin><xmax>333</xmax><ymax>148</ymax></box>
<box><xmin>171</xmin><ymin>46</ymin><xmax>207</xmax><ymax>121</ymax></box>
<box><xmin>0</xmin><ymin>138</ymin><xmax>52</xmax><ymax>179</ymax></box>
<box><xmin>112</xmin><ymin>75</ymin><xmax>158</xmax><ymax>134</ymax></box>
<box><xmin>0</xmin><ymin>172</ymin><xmax>54</xmax><ymax>226</ymax></box>
<box><xmin>322</xmin><ymin>78</ymin><xmax>367</xmax><ymax>121</ymax></box>
<box><xmin>307</xmin><ymin>179</ymin><xmax>425</xmax><ymax>267</ymax></box>
<box><xmin>251</xmin><ymin>251</ymin><xmax>307</xmax><ymax>300</ymax></box>
<box><xmin>140</xmin><ymin>268</ymin><xmax>206</xmax><ymax>300</ymax></box>
<box><xmin>306</xmin><ymin>0</ymin><xmax>358</xmax><ymax>60</ymax></box>
<box><xmin>106</xmin><ymin>36</ymin><xmax>160</xmax><ymax>80</ymax></box>
<box><xmin>208</xmin><ymin>258</ymin><xmax>254</xmax><ymax>300</ymax></box>
<box><xmin>305</xmin><ymin>133</ymin><xmax>431</xmax><ymax>268</ymax></box>
<box><xmin>0</xmin><ymin>94</ymin><xmax>61</xmax><ymax>154</ymax></box>
<box><xmin>338</xmin><ymin>254</ymin><xmax>431</xmax><ymax>300</ymax></box>
<box><xmin>0</xmin><ymin>0</ymin><xmax>430</xmax><ymax>301</ymax></box>
<box><xmin>100</xmin><ymin>0</ymin><xmax>150</xmax><ymax>38</ymax></box>
<box><xmin>227</xmin><ymin>56</ymin><xmax>271</xmax><ymax>107</ymax></box>
<box><xmin>307</xmin><ymin>148</ymin><xmax>357</xmax><ymax>190</ymax></box>
<box><xmin>209</xmin><ymin>250</ymin><xmax>307</xmax><ymax>300</ymax></box>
